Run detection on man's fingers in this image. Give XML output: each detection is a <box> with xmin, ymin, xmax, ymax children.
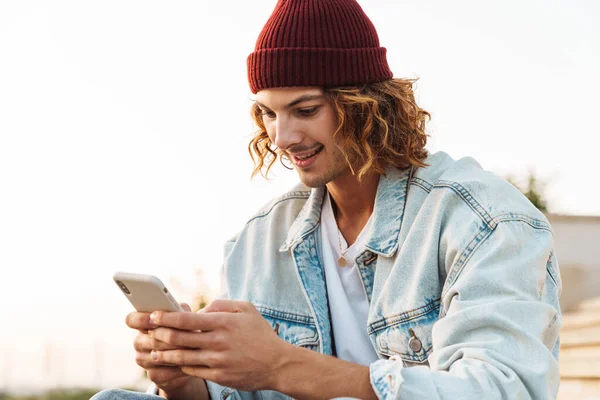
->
<box><xmin>151</xmin><ymin>349</ymin><xmax>220</xmax><ymax>367</ymax></box>
<box><xmin>135</xmin><ymin>350</ymin><xmax>178</xmax><ymax>369</ymax></box>
<box><xmin>134</xmin><ymin>333</ymin><xmax>180</xmax><ymax>352</ymax></box>
<box><xmin>150</xmin><ymin>328</ymin><xmax>221</xmax><ymax>350</ymax></box>
<box><xmin>126</xmin><ymin>312</ymin><xmax>156</xmax><ymax>330</ymax></box>
<box><xmin>150</xmin><ymin>310</ymin><xmax>225</xmax><ymax>331</ymax></box>
<box><xmin>180</xmin><ymin>366</ymin><xmax>228</xmax><ymax>386</ymax></box>
<box><xmin>180</xmin><ymin>365</ymin><xmax>212</xmax><ymax>379</ymax></box>
<box><xmin>126</xmin><ymin>306</ymin><xmax>192</xmax><ymax>330</ymax></box>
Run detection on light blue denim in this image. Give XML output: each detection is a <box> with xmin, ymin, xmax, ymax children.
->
<box><xmin>122</xmin><ymin>152</ymin><xmax>558</xmax><ymax>399</ymax></box>
<box><xmin>211</xmin><ymin>152</ymin><xmax>561</xmax><ymax>400</ymax></box>
<box><xmin>91</xmin><ymin>389</ymin><xmax>160</xmax><ymax>400</ymax></box>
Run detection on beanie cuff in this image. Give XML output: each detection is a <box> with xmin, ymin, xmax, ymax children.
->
<box><xmin>247</xmin><ymin>47</ymin><xmax>393</xmax><ymax>94</ymax></box>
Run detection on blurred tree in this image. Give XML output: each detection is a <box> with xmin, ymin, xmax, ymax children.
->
<box><xmin>507</xmin><ymin>170</ymin><xmax>549</xmax><ymax>213</ymax></box>
<box><xmin>189</xmin><ymin>267</ymin><xmax>212</xmax><ymax>311</ymax></box>
<box><xmin>169</xmin><ymin>268</ymin><xmax>213</xmax><ymax>312</ymax></box>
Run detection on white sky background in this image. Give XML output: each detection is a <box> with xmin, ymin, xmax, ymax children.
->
<box><xmin>0</xmin><ymin>0</ymin><xmax>599</xmax><ymax>392</ymax></box>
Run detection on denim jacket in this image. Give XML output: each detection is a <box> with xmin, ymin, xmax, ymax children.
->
<box><xmin>208</xmin><ymin>151</ymin><xmax>562</xmax><ymax>400</ymax></box>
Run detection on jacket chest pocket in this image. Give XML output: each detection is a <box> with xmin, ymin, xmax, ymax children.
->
<box><xmin>257</xmin><ymin>306</ymin><xmax>320</xmax><ymax>352</ymax></box>
<box><xmin>372</xmin><ymin>300</ymin><xmax>440</xmax><ymax>367</ymax></box>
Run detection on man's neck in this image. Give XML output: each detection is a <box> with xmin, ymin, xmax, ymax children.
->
<box><xmin>326</xmin><ymin>171</ymin><xmax>380</xmax><ymax>246</ymax></box>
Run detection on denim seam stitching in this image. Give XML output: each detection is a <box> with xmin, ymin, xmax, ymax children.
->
<box><xmin>492</xmin><ymin>213</ymin><xmax>552</xmax><ymax>232</ymax></box>
<box><xmin>246</xmin><ymin>193</ymin><xmax>311</xmax><ymax>224</ymax></box>
<box><xmin>368</xmin><ymin>299</ymin><xmax>441</xmax><ymax>334</ymax></box>
<box><xmin>291</xmin><ymin>240</ymin><xmax>327</xmax><ymax>354</ymax></box>
<box><xmin>255</xmin><ymin>304</ymin><xmax>316</xmax><ymax>325</ymax></box>
<box><xmin>434</xmin><ymin>181</ymin><xmax>496</xmax><ymax>228</ymax></box>
<box><xmin>289</xmin><ymin>222</ymin><xmax>321</xmax><ymax>249</ymax></box>
<box><xmin>356</xmin><ymin>249</ymin><xmax>376</xmax><ymax>303</ymax></box>
<box><xmin>410</xmin><ymin>177</ymin><xmax>433</xmax><ymax>193</ymax></box>
<box><xmin>442</xmin><ymin>225</ymin><xmax>493</xmax><ymax>297</ymax></box>
<box><xmin>442</xmin><ymin>218</ymin><xmax>552</xmax><ymax>298</ymax></box>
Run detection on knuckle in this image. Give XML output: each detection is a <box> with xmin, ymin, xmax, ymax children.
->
<box><xmin>133</xmin><ymin>335</ymin><xmax>142</xmax><ymax>351</ymax></box>
<box><xmin>174</xmin><ymin>349</ymin><xmax>185</xmax><ymax>364</ymax></box>
<box><xmin>166</xmin><ymin>329</ymin><xmax>178</xmax><ymax>344</ymax></box>
<box><xmin>152</xmin><ymin>312</ymin><xmax>162</xmax><ymax>325</ymax></box>
<box><xmin>176</xmin><ymin>312</ymin><xmax>189</xmax><ymax>327</ymax></box>
<box><xmin>162</xmin><ymin>340</ymin><xmax>176</xmax><ymax>351</ymax></box>
<box><xmin>208</xmin><ymin>352</ymin><xmax>223</xmax><ymax>367</ymax></box>
<box><xmin>207</xmin><ymin>330</ymin><xmax>218</xmax><ymax>343</ymax></box>
<box><xmin>210</xmin><ymin>299</ymin><xmax>224</xmax><ymax>310</ymax></box>
<box><xmin>173</xmin><ymin>312</ymin><xmax>183</xmax><ymax>324</ymax></box>
<box><xmin>212</xmin><ymin>332</ymin><xmax>227</xmax><ymax>348</ymax></box>
<box><xmin>135</xmin><ymin>353</ymin><xmax>145</xmax><ymax>366</ymax></box>
<box><xmin>221</xmin><ymin>318</ymin><xmax>234</xmax><ymax>331</ymax></box>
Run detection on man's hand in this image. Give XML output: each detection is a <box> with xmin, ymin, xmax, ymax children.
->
<box><xmin>126</xmin><ymin>303</ymin><xmax>208</xmax><ymax>399</ymax></box>
<box><xmin>148</xmin><ymin>299</ymin><xmax>291</xmax><ymax>392</ymax></box>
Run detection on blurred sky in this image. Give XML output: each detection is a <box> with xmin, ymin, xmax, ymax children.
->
<box><xmin>0</xmin><ymin>0</ymin><xmax>599</xmax><ymax>392</ymax></box>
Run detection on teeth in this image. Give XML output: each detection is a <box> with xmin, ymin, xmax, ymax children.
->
<box><xmin>297</xmin><ymin>148</ymin><xmax>320</xmax><ymax>160</ymax></box>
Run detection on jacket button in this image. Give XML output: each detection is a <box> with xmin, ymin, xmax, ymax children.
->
<box><xmin>408</xmin><ymin>337</ymin><xmax>422</xmax><ymax>352</ymax></box>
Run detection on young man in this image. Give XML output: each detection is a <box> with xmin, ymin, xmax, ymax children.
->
<box><xmin>94</xmin><ymin>0</ymin><xmax>561</xmax><ymax>399</ymax></box>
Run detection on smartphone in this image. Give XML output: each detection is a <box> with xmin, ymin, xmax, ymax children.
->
<box><xmin>113</xmin><ymin>271</ymin><xmax>184</xmax><ymax>312</ymax></box>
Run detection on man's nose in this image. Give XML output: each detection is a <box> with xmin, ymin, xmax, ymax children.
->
<box><xmin>272</xmin><ymin>117</ymin><xmax>302</xmax><ymax>151</ymax></box>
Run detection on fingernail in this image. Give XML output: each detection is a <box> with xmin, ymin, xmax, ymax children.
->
<box><xmin>151</xmin><ymin>350</ymin><xmax>158</xmax><ymax>361</ymax></box>
<box><xmin>148</xmin><ymin>330</ymin><xmax>153</xmax><ymax>338</ymax></box>
<box><xmin>150</xmin><ymin>312</ymin><xmax>158</xmax><ymax>323</ymax></box>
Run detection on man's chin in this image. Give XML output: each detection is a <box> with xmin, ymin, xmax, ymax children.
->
<box><xmin>297</xmin><ymin>171</ymin><xmax>331</xmax><ymax>188</ymax></box>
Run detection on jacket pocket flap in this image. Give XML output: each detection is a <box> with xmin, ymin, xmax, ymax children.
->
<box><xmin>257</xmin><ymin>305</ymin><xmax>319</xmax><ymax>348</ymax></box>
<box><xmin>372</xmin><ymin>299</ymin><xmax>440</xmax><ymax>363</ymax></box>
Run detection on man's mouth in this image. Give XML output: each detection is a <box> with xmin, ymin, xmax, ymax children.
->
<box><xmin>290</xmin><ymin>145</ymin><xmax>324</xmax><ymax>167</ymax></box>
<box><xmin>294</xmin><ymin>146</ymin><xmax>324</xmax><ymax>160</ymax></box>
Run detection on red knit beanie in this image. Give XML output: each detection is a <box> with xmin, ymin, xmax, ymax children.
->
<box><xmin>247</xmin><ymin>0</ymin><xmax>393</xmax><ymax>94</ymax></box>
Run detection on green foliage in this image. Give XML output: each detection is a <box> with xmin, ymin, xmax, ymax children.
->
<box><xmin>507</xmin><ymin>170</ymin><xmax>549</xmax><ymax>212</ymax></box>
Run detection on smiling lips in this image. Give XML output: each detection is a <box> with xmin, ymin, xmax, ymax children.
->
<box><xmin>290</xmin><ymin>145</ymin><xmax>324</xmax><ymax>168</ymax></box>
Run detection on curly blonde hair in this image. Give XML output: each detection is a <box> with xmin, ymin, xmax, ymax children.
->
<box><xmin>248</xmin><ymin>78</ymin><xmax>430</xmax><ymax>181</ymax></box>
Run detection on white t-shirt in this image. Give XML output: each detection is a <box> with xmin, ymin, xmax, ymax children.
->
<box><xmin>320</xmin><ymin>192</ymin><xmax>380</xmax><ymax>365</ymax></box>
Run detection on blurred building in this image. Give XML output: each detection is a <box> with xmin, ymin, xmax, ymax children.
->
<box><xmin>548</xmin><ymin>214</ymin><xmax>600</xmax><ymax>312</ymax></box>
<box><xmin>549</xmin><ymin>214</ymin><xmax>600</xmax><ymax>398</ymax></box>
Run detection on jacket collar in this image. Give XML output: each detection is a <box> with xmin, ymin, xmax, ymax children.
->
<box><xmin>280</xmin><ymin>166</ymin><xmax>412</xmax><ymax>257</ymax></box>
<box><xmin>365</xmin><ymin>166</ymin><xmax>412</xmax><ymax>257</ymax></box>
<box><xmin>279</xmin><ymin>185</ymin><xmax>326</xmax><ymax>252</ymax></box>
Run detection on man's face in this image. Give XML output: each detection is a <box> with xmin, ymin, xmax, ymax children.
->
<box><xmin>255</xmin><ymin>87</ymin><xmax>350</xmax><ymax>188</ymax></box>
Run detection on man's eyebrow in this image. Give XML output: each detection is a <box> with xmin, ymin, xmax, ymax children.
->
<box><xmin>256</xmin><ymin>94</ymin><xmax>324</xmax><ymax>110</ymax></box>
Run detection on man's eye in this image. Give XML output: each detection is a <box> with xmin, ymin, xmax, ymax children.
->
<box><xmin>298</xmin><ymin>107</ymin><xmax>318</xmax><ymax>117</ymax></box>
